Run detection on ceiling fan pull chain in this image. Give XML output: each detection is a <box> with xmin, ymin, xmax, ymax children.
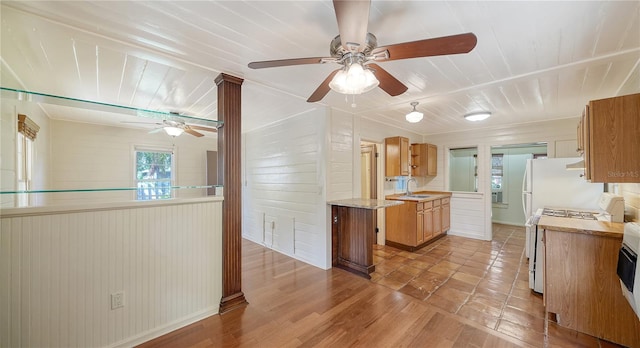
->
<box><xmin>351</xmin><ymin>94</ymin><xmax>357</xmax><ymax>108</ymax></box>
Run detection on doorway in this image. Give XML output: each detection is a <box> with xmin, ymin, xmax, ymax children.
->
<box><xmin>360</xmin><ymin>144</ymin><xmax>377</xmax><ymax>199</ymax></box>
<box><xmin>490</xmin><ymin>143</ymin><xmax>547</xmax><ymax>226</ymax></box>
<box><xmin>361</xmin><ymin>141</ymin><xmax>384</xmax><ymax>244</ymax></box>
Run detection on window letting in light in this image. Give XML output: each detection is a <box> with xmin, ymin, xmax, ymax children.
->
<box><xmin>134</xmin><ymin>147</ymin><xmax>175</xmax><ymax>200</ymax></box>
<box><xmin>17</xmin><ymin>114</ymin><xmax>38</xmax><ymax>207</ymax></box>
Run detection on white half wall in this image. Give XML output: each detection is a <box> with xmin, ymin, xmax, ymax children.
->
<box><xmin>0</xmin><ymin>198</ymin><xmax>223</xmax><ymax>348</ymax></box>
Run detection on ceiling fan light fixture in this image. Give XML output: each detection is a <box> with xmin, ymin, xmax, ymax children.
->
<box><xmin>163</xmin><ymin>126</ymin><xmax>184</xmax><ymax>137</ymax></box>
<box><xmin>329</xmin><ymin>62</ymin><xmax>379</xmax><ymax>95</ymax></box>
<box><xmin>406</xmin><ymin>102</ymin><xmax>423</xmax><ymax>123</ymax></box>
<box><xmin>464</xmin><ymin>111</ymin><xmax>491</xmax><ymax>122</ymax></box>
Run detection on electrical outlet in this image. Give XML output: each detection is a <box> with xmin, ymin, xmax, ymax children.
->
<box><xmin>111</xmin><ymin>292</ymin><xmax>124</xmax><ymax>310</ymax></box>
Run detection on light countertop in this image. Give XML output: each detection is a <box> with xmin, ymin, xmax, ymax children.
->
<box><xmin>327</xmin><ymin>199</ymin><xmax>404</xmax><ymax>209</ymax></box>
<box><xmin>538</xmin><ymin>215</ymin><xmax>624</xmax><ymax>238</ymax></box>
<box><xmin>385</xmin><ymin>191</ymin><xmax>452</xmax><ymax>202</ymax></box>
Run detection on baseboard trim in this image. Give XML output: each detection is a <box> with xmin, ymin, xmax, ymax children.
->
<box><xmin>109</xmin><ymin>307</ymin><xmax>219</xmax><ymax>348</ymax></box>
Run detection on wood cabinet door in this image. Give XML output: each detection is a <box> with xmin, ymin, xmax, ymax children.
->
<box><xmin>423</xmin><ymin>206</ymin><xmax>433</xmax><ymax>241</ymax></box>
<box><xmin>385</xmin><ymin>201</ymin><xmax>418</xmax><ymax>246</ymax></box>
<box><xmin>433</xmin><ymin>200</ymin><xmax>442</xmax><ymax>236</ymax></box>
<box><xmin>385</xmin><ymin>136</ymin><xmax>410</xmax><ymax>177</ymax></box>
<box><xmin>385</xmin><ymin>137</ymin><xmax>400</xmax><ymax>177</ymax></box>
<box><xmin>442</xmin><ymin>202</ymin><xmax>450</xmax><ymax>232</ymax></box>
<box><xmin>583</xmin><ymin>105</ymin><xmax>592</xmax><ymax>180</ymax></box>
<box><xmin>588</xmin><ymin>93</ymin><xmax>640</xmax><ymax>182</ymax></box>
<box><xmin>400</xmin><ymin>137</ymin><xmax>410</xmax><ymax>176</ymax></box>
<box><xmin>427</xmin><ymin>144</ymin><xmax>437</xmax><ymax>176</ymax></box>
<box><xmin>416</xmin><ymin>210</ymin><xmax>424</xmax><ymax>245</ymax></box>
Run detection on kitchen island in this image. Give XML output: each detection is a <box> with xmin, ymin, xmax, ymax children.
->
<box><xmin>328</xmin><ymin>199</ymin><xmax>404</xmax><ymax>278</ymax></box>
<box><xmin>539</xmin><ymin>216</ymin><xmax>640</xmax><ymax>348</ymax></box>
<box><xmin>384</xmin><ymin>191</ymin><xmax>452</xmax><ymax>251</ymax></box>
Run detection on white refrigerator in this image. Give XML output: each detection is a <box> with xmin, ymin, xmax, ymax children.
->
<box><xmin>522</xmin><ymin>157</ymin><xmax>604</xmax><ymax>293</ymax></box>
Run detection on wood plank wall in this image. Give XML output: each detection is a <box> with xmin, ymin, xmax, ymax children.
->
<box><xmin>243</xmin><ymin>108</ymin><xmax>329</xmax><ymax>269</ymax></box>
<box><xmin>0</xmin><ymin>200</ymin><xmax>223</xmax><ymax>348</ymax></box>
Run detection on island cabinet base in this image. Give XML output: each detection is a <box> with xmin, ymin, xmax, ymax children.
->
<box><xmin>331</xmin><ymin>205</ymin><xmax>376</xmax><ymax>279</ymax></box>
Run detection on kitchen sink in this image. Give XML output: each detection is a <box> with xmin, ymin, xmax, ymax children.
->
<box><xmin>409</xmin><ymin>194</ymin><xmax>431</xmax><ymax>198</ymax></box>
<box><xmin>396</xmin><ymin>194</ymin><xmax>432</xmax><ymax>200</ymax></box>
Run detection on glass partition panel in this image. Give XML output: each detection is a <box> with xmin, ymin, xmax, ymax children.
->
<box><xmin>1</xmin><ymin>88</ymin><xmax>222</xmax><ymax>208</ymax></box>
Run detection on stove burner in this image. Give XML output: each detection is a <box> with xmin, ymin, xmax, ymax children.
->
<box><xmin>541</xmin><ymin>208</ymin><xmax>597</xmax><ymax>220</ymax></box>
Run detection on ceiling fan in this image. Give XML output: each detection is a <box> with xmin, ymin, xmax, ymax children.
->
<box><xmin>122</xmin><ymin>119</ymin><xmax>218</xmax><ymax>137</ymax></box>
<box><xmin>248</xmin><ymin>0</ymin><xmax>477</xmax><ymax>103</ymax></box>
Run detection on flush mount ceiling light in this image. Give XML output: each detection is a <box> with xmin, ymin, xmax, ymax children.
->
<box><xmin>405</xmin><ymin>102</ymin><xmax>424</xmax><ymax>123</ymax></box>
<box><xmin>464</xmin><ymin>111</ymin><xmax>491</xmax><ymax>122</ymax></box>
<box><xmin>329</xmin><ymin>56</ymin><xmax>379</xmax><ymax>95</ymax></box>
<box><xmin>163</xmin><ymin>126</ymin><xmax>184</xmax><ymax>137</ymax></box>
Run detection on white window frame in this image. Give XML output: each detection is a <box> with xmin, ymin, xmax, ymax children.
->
<box><xmin>133</xmin><ymin>145</ymin><xmax>176</xmax><ymax>200</ymax></box>
<box><xmin>16</xmin><ymin>132</ymin><xmax>33</xmax><ymax>207</ymax></box>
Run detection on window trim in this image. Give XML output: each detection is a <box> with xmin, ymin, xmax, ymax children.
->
<box><xmin>16</xmin><ymin>132</ymin><xmax>34</xmax><ymax>207</ymax></box>
<box><xmin>133</xmin><ymin>145</ymin><xmax>176</xmax><ymax>201</ymax></box>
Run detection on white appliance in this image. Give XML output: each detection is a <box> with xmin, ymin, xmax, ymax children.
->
<box><xmin>597</xmin><ymin>193</ymin><xmax>625</xmax><ymax>223</ymax></box>
<box><xmin>522</xmin><ymin>157</ymin><xmax>605</xmax><ymax>293</ymax></box>
<box><xmin>618</xmin><ymin>222</ymin><xmax>640</xmax><ymax>319</ymax></box>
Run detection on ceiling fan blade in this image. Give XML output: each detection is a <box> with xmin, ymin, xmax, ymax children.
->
<box><xmin>333</xmin><ymin>0</ymin><xmax>370</xmax><ymax>52</ymax></box>
<box><xmin>148</xmin><ymin>128</ymin><xmax>164</xmax><ymax>134</ymax></box>
<box><xmin>188</xmin><ymin>125</ymin><xmax>218</xmax><ymax>133</ymax></box>
<box><xmin>184</xmin><ymin>128</ymin><xmax>205</xmax><ymax>137</ymax></box>
<box><xmin>368</xmin><ymin>64</ymin><xmax>408</xmax><ymax>97</ymax></box>
<box><xmin>307</xmin><ymin>69</ymin><xmax>341</xmax><ymax>103</ymax></box>
<box><xmin>248</xmin><ymin>57</ymin><xmax>332</xmax><ymax>69</ymax></box>
<box><xmin>372</xmin><ymin>33</ymin><xmax>478</xmax><ymax>62</ymax></box>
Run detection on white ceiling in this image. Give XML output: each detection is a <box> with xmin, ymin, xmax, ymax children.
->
<box><xmin>1</xmin><ymin>1</ymin><xmax>639</xmax><ymax>135</ymax></box>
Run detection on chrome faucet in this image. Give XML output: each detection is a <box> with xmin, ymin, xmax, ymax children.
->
<box><xmin>406</xmin><ymin>178</ymin><xmax>417</xmax><ymax>196</ymax></box>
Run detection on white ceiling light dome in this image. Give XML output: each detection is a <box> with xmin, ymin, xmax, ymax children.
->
<box><xmin>464</xmin><ymin>111</ymin><xmax>491</xmax><ymax>121</ymax></box>
<box><xmin>406</xmin><ymin>102</ymin><xmax>423</xmax><ymax>123</ymax></box>
<box><xmin>163</xmin><ymin>126</ymin><xmax>184</xmax><ymax>137</ymax></box>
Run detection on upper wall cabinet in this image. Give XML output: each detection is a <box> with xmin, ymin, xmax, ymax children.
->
<box><xmin>385</xmin><ymin>136</ymin><xmax>410</xmax><ymax>176</ymax></box>
<box><xmin>579</xmin><ymin>93</ymin><xmax>640</xmax><ymax>183</ymax></box>
<box><xmin>411</xmin><ymin>143</ymin><xmax>437</xmax><ymax>177</ymax></box>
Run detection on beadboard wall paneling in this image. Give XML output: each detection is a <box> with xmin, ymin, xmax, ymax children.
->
<box><xmin>449</xmin><ymin>192</ymin><xmax>486</xmax><ymax>240</ymax></box>
<box><xmin>49</xmin><ymin>120</ymin><xmax>215</xmax><ymax>205</ymax></box>
<box><xmin>243</xmin><ymin>108</ymin><xmax>329</xmax><ymax>269</ymax></box>
<box><xmin>0</xmin><ymin>199</ymin><xmax>223</xmax><ymax>348</ymax></box>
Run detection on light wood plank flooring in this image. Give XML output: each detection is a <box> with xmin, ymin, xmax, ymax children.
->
<box><xmin>138</xmin><ymin>224</ymin><xmax>622</xmax><ymax>347</ymax></box>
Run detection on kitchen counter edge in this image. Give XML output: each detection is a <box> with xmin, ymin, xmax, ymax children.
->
<box><xmin>327</xmin><ymin>198</ymin><xmax>404</xmax><ymax>210</ymax></box>
<box><xmin>538</xmin><ymin>215</ymin><xmax>624</xmax><ymax>238</ymax></box>
<box><xmin>385</xmin><ymin>191</ymin><xmax>452</xmax><ymax>202</ymax></box>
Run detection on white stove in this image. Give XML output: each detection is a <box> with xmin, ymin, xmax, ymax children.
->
<box><xmin>528</xmin><ymin>193</ymin><xmax>625</xmax><ymax>293</ymax></box>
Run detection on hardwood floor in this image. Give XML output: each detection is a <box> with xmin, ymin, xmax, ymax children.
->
<box><xmin>138</xmin><ymin>224</ymin><xmax>622</xmax><ymax>348</ymax></box>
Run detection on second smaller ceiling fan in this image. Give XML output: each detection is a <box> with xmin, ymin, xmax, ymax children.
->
<box><xmin>122</xmin><ymin>119</ymin><xmax>218</xmax><ymax>137</ymax></box>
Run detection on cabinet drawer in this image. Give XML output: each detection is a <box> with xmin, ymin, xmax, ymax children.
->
<box><xmin>417</xmin><ymin>202</ymin><xmax>424</xmax><ymax>211</ymax></box>
<box><xmin>422</xmin><ymin>201</ymin><xmax>433</xmax><ymax>209</ymax></box>
<box><xmin>433</xmin><ymin>199</ymin><xmax>441</xmax><ymax>207</ymax></box>
<box><xmin>441</xmin><ymin>197</ymin><xmax>450</xmax><ymax>204</ymax></box>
